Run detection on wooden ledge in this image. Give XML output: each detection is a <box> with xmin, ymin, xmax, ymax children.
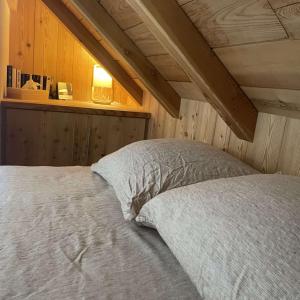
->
<box><xmin>0</xmin><ymin>99</ymin><xmax>151</xmax><ymax>119</ymax></box>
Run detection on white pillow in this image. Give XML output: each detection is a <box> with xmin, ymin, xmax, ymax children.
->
<box><xmin>92</xmin><ymin>139</ymin><xmax>258</xmax><ymax>220</ymax></box>
<box><xmin>136</xmin><ymin>174</ymin><xmax>300</xmax><ymax>299</ymax></box>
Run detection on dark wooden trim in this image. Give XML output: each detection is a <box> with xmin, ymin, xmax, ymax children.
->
<box><xmin>41</xmin><ymin>0</ymin><xmax>143</xmax><ymax>105</ymax></box>
<box><xmin>0</xmin><ymin>101</ymin><xmax>151</xmax><ymax>119</ymax></box>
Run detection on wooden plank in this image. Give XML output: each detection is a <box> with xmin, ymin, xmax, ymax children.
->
<box><xmin>9</xmin><ymin>0</ymin><xmax>35</xmax><ymax>73</ymax></box>
<box><xmin>194</xmin><ymin>103</ymin><xmax>218</xmax><ymax>145</ymax></box>
<box><xmin>228</xmin><ymin>132</ymin><xmax>249</xmax><ymax>161</ymax></box>
<box><xmin>5</xmin><ymin>109</ymin><xmax>46</xmax><ymax>165</ymax></box>
<box><xmin>215</xmin><ymin>40</ymin><xmax>300</xmax><ymax>90</ymax></box>
<box><xmin>99</xmin><ymin>0</ymin><xmax>142</xmax><ymax>30</ymax></box>
<box><xmin>41</xmin><ymin>0</ymin><xmax>143</xmax><ymax>105</ymax></box>
<box><xmin>128</xmin><ymin>0</ymin><xmax>258</xmax><ymax>141</ymax></box>
<box><xmin>125</xmin><ymin>23</ymin><xmax>167</xmax><ymax>56</ymax></box>
<box><xmin>0</xmin><ymin>0</ymin><xmax>10</xmax><ymax>100</ymax></box>
<box><xmin>243</xmin><ymin>86</ymin><xmax>300</xmax><ymax>119</ymax></box>
<box><xmin>56</xmin><ymin>25</ymin><xmax>75</xmax><ymax>83</ymax></box>
<box><xmin>1</xmin><ymin>99</ymin><xmax>151</xmax><ymax>118</ymax></box>
<box><xmin>169</xmin><ymin>81</ymin><xmax>206</xmax><ymax>101</ymax></box>
<box><xmin>245</xmin><ymin>113</ymin><xmax>286</xmax><ymax>173</ymax></box>
<box><xmin>43</xmin><ymin>111</ymin><xmax>77</xmax><ymax>166</ymax></box>
<box><xmin>212</xmin><ymin>115</ymin><xmax>231</xmax><ymax>151</ymax></box>
<box><xmin>33</xmin><ymin>0</ymin><xmax>59</xmax><ymax>77</ymax></box>
<box><xmin>63</xmin><ymin>0</ymin><xmax>103</xmax><ymax>42</ymax></box>
<box><xmin>71</xmin><ymin>43</ymin><xmax>94</xmax><ymax>100</ymax></box>
<box><xmin>147</xmin><ymin>54</ymin><xmax>190</xmax><ymax>82</ymax></box>
<box><xmin>278</xmin><ymin>117</ymin><xmax>300</xmax><ymax>176</ymax></box>
<box><xmin>276</xmin><ymin>3</ymin><xmax>300</xmax><ymax>39</ymax></box>
<box><xmin>70</xmin><ymin>0</ymin><xmax>181</xmax><ymax>117</ymax></box>
<box><xmin>180</xmin><ymin>0</ymin><xmax>287</xmax><ymax>47</ymax></box>
<box><xmin>269</xmin><ymin>0</ymin><xmax>298</xmax><ymax>9</ymax></box>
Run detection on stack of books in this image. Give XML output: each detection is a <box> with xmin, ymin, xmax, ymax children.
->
<box><xmin>6</xmin><ymin>65</ymin><xmax>52</xmax><ymax>91</ymax></box>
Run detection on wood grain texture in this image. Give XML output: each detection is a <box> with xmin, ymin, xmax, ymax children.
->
<box><xmin>215</xmin><ymin>40</ymin><xmax>300</xmax><ymax>90</ymax></box>
<box><xmin>278</xmin><ymin>117</ymin><xmax>300</xmax><ymax>176</ymax></box>
<box><xmin>99</xmin><ymin>0</ymin><xmax>142</xmax><ymax>30</ymax></box>
<box><xmin>147</xmin><ymin>54</ymin><xmax>190</xmax><ymax>82</ymax></box>
<box><xmin>128</xmin><ymin>0</ymin><xmax>258</xmax><ymax>141</ymax></box>
<box><xmin>0</xmin><ymin>0</ymin><xmax>10</xmax><ymax>100</ymax></box>
<box><xmin>1</xmin><ymin>99</ymin><xmax>151</xmax><ymax>118</ymax></box>
<box><xmin>245</xmin><ymin>113</ymin><xmax>286</xmax><ymax>173</ymax></box>
<box><xmin>243</xmin><ymin>86</ymin><xmax>300</xmax><ymax>119</ymax></box>
<box><xmin>71</xmin><ymin>0</ymin><xmax>181</xmax><ymax>117</ymax></box>
<box><xmin>276</xmin><ymin>3</ymin><xmax>300</xmax><ymax>39</ymax></box>
<box><xmin>145</xmin><ymin>92</ymin><xmax>300</xmax><ymax>176</ymax></box>
<box><xmin>169</xmin><ymin>81</ymin><xmax>206</xmax><ymax>101</ymax></box>
<box><xmin>180</xmin><ymin>0</ymin><xmax>287</xmax><ymax>47</ymax></box>
<box><xmin>34</xmin><ymin>0</ymin><xmax>59</xmax><ymax>77</ymax></box>
<box><xmin>9</xmin><ymin>0</ymin><xmax>35</xmax><ymax>73</ymax></box>
<box><xmin>10</xmin><ymin>0</ymin><xmax>140</xmax><ymax>106</ymax></box>
<box><xmin>125</xmin><ymin>23</ymin><xmax>167</xmax><ymax>56</ymax></box>
<box><xmin>269</xmin><ymin>0</ymin><xmax>300</xmax><ymax>9</ymax></box>
<box><xmin>42</xmin><ymin>0</ymin><xmax>143</xmax><ymax>105</ymax></box>
<box><xmin>3</xmin><ymin>106</ymin><xmax>148</xmax><ymax>166</ymax></box>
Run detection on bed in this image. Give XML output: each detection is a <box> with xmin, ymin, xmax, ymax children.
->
<box><xmin>1</xmin><ymin>139</ymin><xmax>298</xmax><ymax>299</ymax></box>
<box><xmin>0</xmin><ymin>166</ymin><xmax>200</xmax><ymax>299</ymax></box>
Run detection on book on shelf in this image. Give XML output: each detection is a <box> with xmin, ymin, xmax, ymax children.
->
<box><xmin>21</xmin><ymin>73</ymin><xmax>31</xmax><ymax>87</ymax></box>
<box><xmin>16</xmin><ymin>69</ymin><xmax>21</xmax><ymax>88</ymax></box>
<box><xmin>7</xmin><ymin>65</ymin><xmax>53</xmax><ymax>92</ymax></box>
<box><xmin>6</xmin><ymin>65</ymin><xmax>13</xmax><ymax>88</ymax></box>
<box><xmin>32</xmin><ymin>74</ymin><xmax>41</xmax><ymax>89</ymax></box>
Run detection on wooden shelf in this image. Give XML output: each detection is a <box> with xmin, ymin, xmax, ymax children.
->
<box><xmin>1</xmin><ymin>98</ymin><xmax>151</xmax><ymax>119</ymax></box>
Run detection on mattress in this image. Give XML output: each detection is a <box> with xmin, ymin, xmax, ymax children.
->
<box><xmin>0</xmin><ymin>166</ymin><xmax>200</xmax><ymax>300</ymax></box>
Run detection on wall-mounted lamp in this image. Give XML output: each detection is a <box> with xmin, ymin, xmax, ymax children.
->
<box><xmin>92</xmin><ymin>65</ymin><xmax>113</xmax><ymax>104</ymax></box>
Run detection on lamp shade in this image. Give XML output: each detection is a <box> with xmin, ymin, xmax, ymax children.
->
<box><xmin>93</xmin><ymin>65</ymin><xmax>112</xmax><ymax>88</ymax></box>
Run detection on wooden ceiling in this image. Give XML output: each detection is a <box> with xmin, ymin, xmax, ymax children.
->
<box><xmin>44</xmin><ymin>0</ymin><xmax>300</xmax><ymax>139</ymax></box>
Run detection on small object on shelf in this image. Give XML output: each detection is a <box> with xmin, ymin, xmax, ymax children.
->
<box><xmin>22</xmin><ymin>79</ymin><xmax>40</xmax><ymax>90</ymax></box>
<box><xmin>92</xmin><ymin>65</ymin><xmax>113</xmax><ymax>105</ymax></box>
<box><xmin>57</xmin><ymin>82</ymin><xmax>73</xmax><ymax>100</ymax></box>
<box><xmin>6</xmin><ymin>87</ymin><xmax>49</xmax><ymax>100</ymax></box>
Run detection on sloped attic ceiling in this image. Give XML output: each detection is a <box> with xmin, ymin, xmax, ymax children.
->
<box><xmin>43</xmin><ymin>0</ymin><xmax>300</xmax><ymax>140</ymax></box>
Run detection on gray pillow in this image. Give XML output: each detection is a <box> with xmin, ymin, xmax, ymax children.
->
<box><xmin>91</xmin><ymin>139</ymin><xmax>258</xmax><ymax>220</ymax></box>
<box><xmin>136</xmin><ymin>174</ymin><xmax>300</xmax><ymax>299</ymax></box>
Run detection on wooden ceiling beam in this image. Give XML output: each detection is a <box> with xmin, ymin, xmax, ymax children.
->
<box><xmin>41</xmin><ymin>0</ymin><xmax>143</xmax><ymax>105</ymax></box>
<box><xmin>69</xmin><ymin>0</ymin><xmax>181</xmax><ymax>118</ymax></box>
<box><xmin>128</xmin><ymin>0</ymin><xmax>258</xmax><ymax>141</ymax></box>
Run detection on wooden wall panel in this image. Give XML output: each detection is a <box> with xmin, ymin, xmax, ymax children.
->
<box><xmin>4</xmin><ymin>107</ymin><xmax>147</xmax><ymax>166</ymax></box>
<box><xmin>144</xmin><ymin>91</ymin><xmax>300</xmax><ymax>177</ymax></box>
<box><xmin>0</xmin><ymin>0</ymin><xmax>10</xmax><ymax>99</ymax></box>
<box><xmin>9</xmin><ymin>0</ymin><xmax>36</xmax><ymax>73</ymax></box>
<box><xmin>34</xmin><ymin>0</ymin><xmax>59</xmax><ymax>76</ymax></box>
<box><xmin>278</xmin><ymin>118</ymin><xmax>300</xmax><ymax>176</ymax></box>
<box><xmin>9</xmin><ymin>0</ymin><xmax>138</xmax><ymax>106</ymax></box>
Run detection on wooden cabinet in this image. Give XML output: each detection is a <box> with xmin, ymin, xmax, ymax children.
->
<box><xmin>1</xmin><ymin>100</ymin><xmax>150</xmax><ymax>166</ymax></box>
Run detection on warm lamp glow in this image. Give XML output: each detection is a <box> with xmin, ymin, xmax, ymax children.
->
<box><xmin>93</xmin><ymin>65</ymin><xmax>112</xmax><ymax>88</ymax></box>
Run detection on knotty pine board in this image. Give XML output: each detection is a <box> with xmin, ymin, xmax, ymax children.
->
<box><xmin>9</xmin><ymin>0</ymin><xmax>138</xmax><ymax>106</ymax></box>
<box><xmin>180</xmin><ymin>0</ymin><xmax>287</xmax><ymax>47</ymax></box>
<box><xmin>143</xmin><ymin>91</ymin><xmax>300</xmax><ymax>176</ymax></box>
<box><xmin>215</xmin><ymin>40</ymin><xmax>300</xmax><ymax>90</ymax></box>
